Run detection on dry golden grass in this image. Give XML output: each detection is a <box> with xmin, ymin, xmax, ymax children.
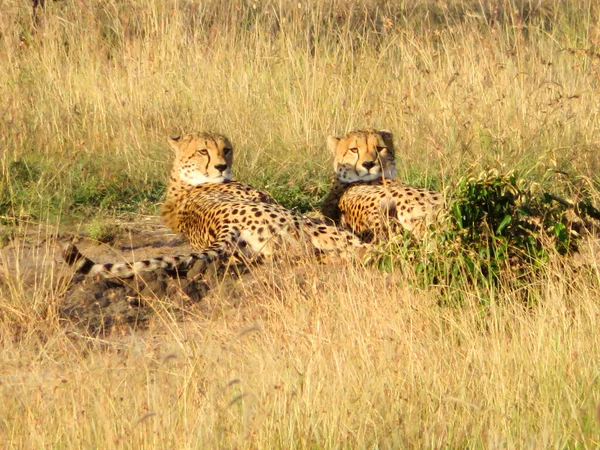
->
<box><xmin>2</xmin><ymin>0</ymin><xmax>599</xmax><ymax>217</ymax></box>
<box><xmin>1</xmin><ymin>250</ymin><xmax>600</xmax><ymax>447</ymax></box>
<box><xmin>1</xmin><ymin>0</ymin><xmax>600</xmax><ymax>447</ymax></box>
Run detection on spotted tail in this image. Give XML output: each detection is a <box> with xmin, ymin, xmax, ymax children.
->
<box><xmin>61</xmin><ymin>243</ymin><xmax>220</xmax><ymax>278</ymax></box>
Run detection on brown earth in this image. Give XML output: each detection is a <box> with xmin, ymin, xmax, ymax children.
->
<box><xmin>0</xmin><ymin>217</ymin><xmax>266</xmax><ymax>336</ymax></box>
<box><xmin>0</xmin><ymin>216</ymin><xmax>358</xmax><ymax>337</ymax></box>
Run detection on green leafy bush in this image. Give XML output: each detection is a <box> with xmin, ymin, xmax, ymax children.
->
<box><xmin>376</xmin><ymin>171</ymin><xmax>599</xmax><ymax>303</ymax></box>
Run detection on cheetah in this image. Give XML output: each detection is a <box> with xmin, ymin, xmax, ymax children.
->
<box><xmin>62</xmin><ymin>132</ymin><xmax>368</xmax><ymax>278</ymax></box>
<box><xmin>320</xmin><ymin>129</ymin><xmax>443</xmax><ymax>242</ymax></box>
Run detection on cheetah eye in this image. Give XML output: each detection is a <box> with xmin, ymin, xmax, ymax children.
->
<box><xmin>349</xmin><ymin>147</ymin><xmax>359</xmax><ymax>154</ymax></box>
<box><xmin>223</xmin><ymin>148</ymin><xmax>232</xmax><ymax>155</ymax></box>
<box><xmin>376</xmin><ymin>146</ymin><xmax>386</xmax><ymax>152</ymax></box>
<box><xmin>197</xmin><ymin>149</ymin><xmax>208</xmax><ymax>156</ymax></box>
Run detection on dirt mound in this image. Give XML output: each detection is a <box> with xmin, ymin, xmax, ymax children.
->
<box><xmin>59</xmin><ymin>265</ymin><xmax>210</xmax><ymax>336</ymax></box>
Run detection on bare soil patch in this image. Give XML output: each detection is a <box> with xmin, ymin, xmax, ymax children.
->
<box><xmin>1</xmin><ymin>217</ymin><xmax>218</xmax><ymax>335</ymax></box>
<box><xmin>0</xmin><ymin>216</ymin><xmax>357</xmax><ymax>337</ymax></box>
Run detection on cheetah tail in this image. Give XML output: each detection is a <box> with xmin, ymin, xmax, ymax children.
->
<box><xmin>61</xmin><ymin>242</ymin><xmax>106</xmax><ymax>276</ymax></box>
<box><xmin>60</xmin><ymin>242</ymin><xmax>213</xmax><ymax>278</ymax></box>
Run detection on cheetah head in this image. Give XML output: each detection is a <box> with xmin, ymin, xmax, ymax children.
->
<box><xmin>327</xmin><ymin>129</ymin><xmax>396</xmax><ymax>183</ymax></box>
<box><xmin>168</xmin><ymin>132</ymin><xmax>233</xmax><ymax>185</ymax></box>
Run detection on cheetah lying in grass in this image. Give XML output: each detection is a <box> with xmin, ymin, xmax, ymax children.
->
<box><xmin>320</xmin><ymin>129</ymin><xmax>443</xmax><ymax>242</ymax></box>
<box><xmin>62</xmin><ymin>132</ymin><xmax>368</xmax><ymax>278</ymax></box>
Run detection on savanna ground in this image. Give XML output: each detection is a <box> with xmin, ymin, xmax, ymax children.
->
<box><xmin>1</xmin><ymin>0</ymin><xmax>600</xmax><ymax>447</ymax></box>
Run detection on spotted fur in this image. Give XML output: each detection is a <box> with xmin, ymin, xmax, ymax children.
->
<box><xmin>321</xmin><ymin>129</ymin><xmax>443</xmax><ymax>242</ymax></box>
<box><xmin>62</xmin><ymin>132</ymin><xmax>368</xmax><ymax>278</ymax></box>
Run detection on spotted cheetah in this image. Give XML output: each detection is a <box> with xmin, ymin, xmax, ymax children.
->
<box><xmin>62</xmin><ymin>132</ymin><xmax>368</xmax><ymax>278</ymax></box>
<box><xmin>320</xmin><ymin>129</ymin><xmax>443</xmax><ymax>242</ymax></box>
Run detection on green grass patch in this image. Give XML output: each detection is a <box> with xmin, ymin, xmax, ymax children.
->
<box><xmin>249</xmin><ymin>165</ymin><xmax>330</xmax><ymax>214</ymax></box>
<box><xmin>2</xmin><ymin>155</ymin><xmax>165</xmax><ymax>223</ymax></box>
<box><xmin>87</xmin><ymin>219</ymin><xmax>122</xmax><ymax>245</ymax></box>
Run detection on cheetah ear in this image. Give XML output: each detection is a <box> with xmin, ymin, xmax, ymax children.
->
<box><xmin>379</xmin><ymin>129</ymin><xmax>393</xmax><ymax>140</ymax></box>
<box><xmin>326</xmin><ymin>135</ymin><xmax>341</xmax><ymax>154</ymax></box>
<box><xmin>168</xmin><ymin>135</ymin><xmax>183</xmax><ymax>152</ymax></box>
<box><xmin>379</xmin><ymin>129</ymin><xmax>394</xmax><ymax>148</ymax></box>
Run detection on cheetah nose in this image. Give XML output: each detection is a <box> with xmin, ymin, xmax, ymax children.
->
<box><xmin>362</xmin><ymin>161</ymin><xmax>376</xmax><ymax>170</ymax></box>
<box><xmin>214</xmin><ymin>164</ymin><xmax>228</xmax><ymax>172</ymax></box>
